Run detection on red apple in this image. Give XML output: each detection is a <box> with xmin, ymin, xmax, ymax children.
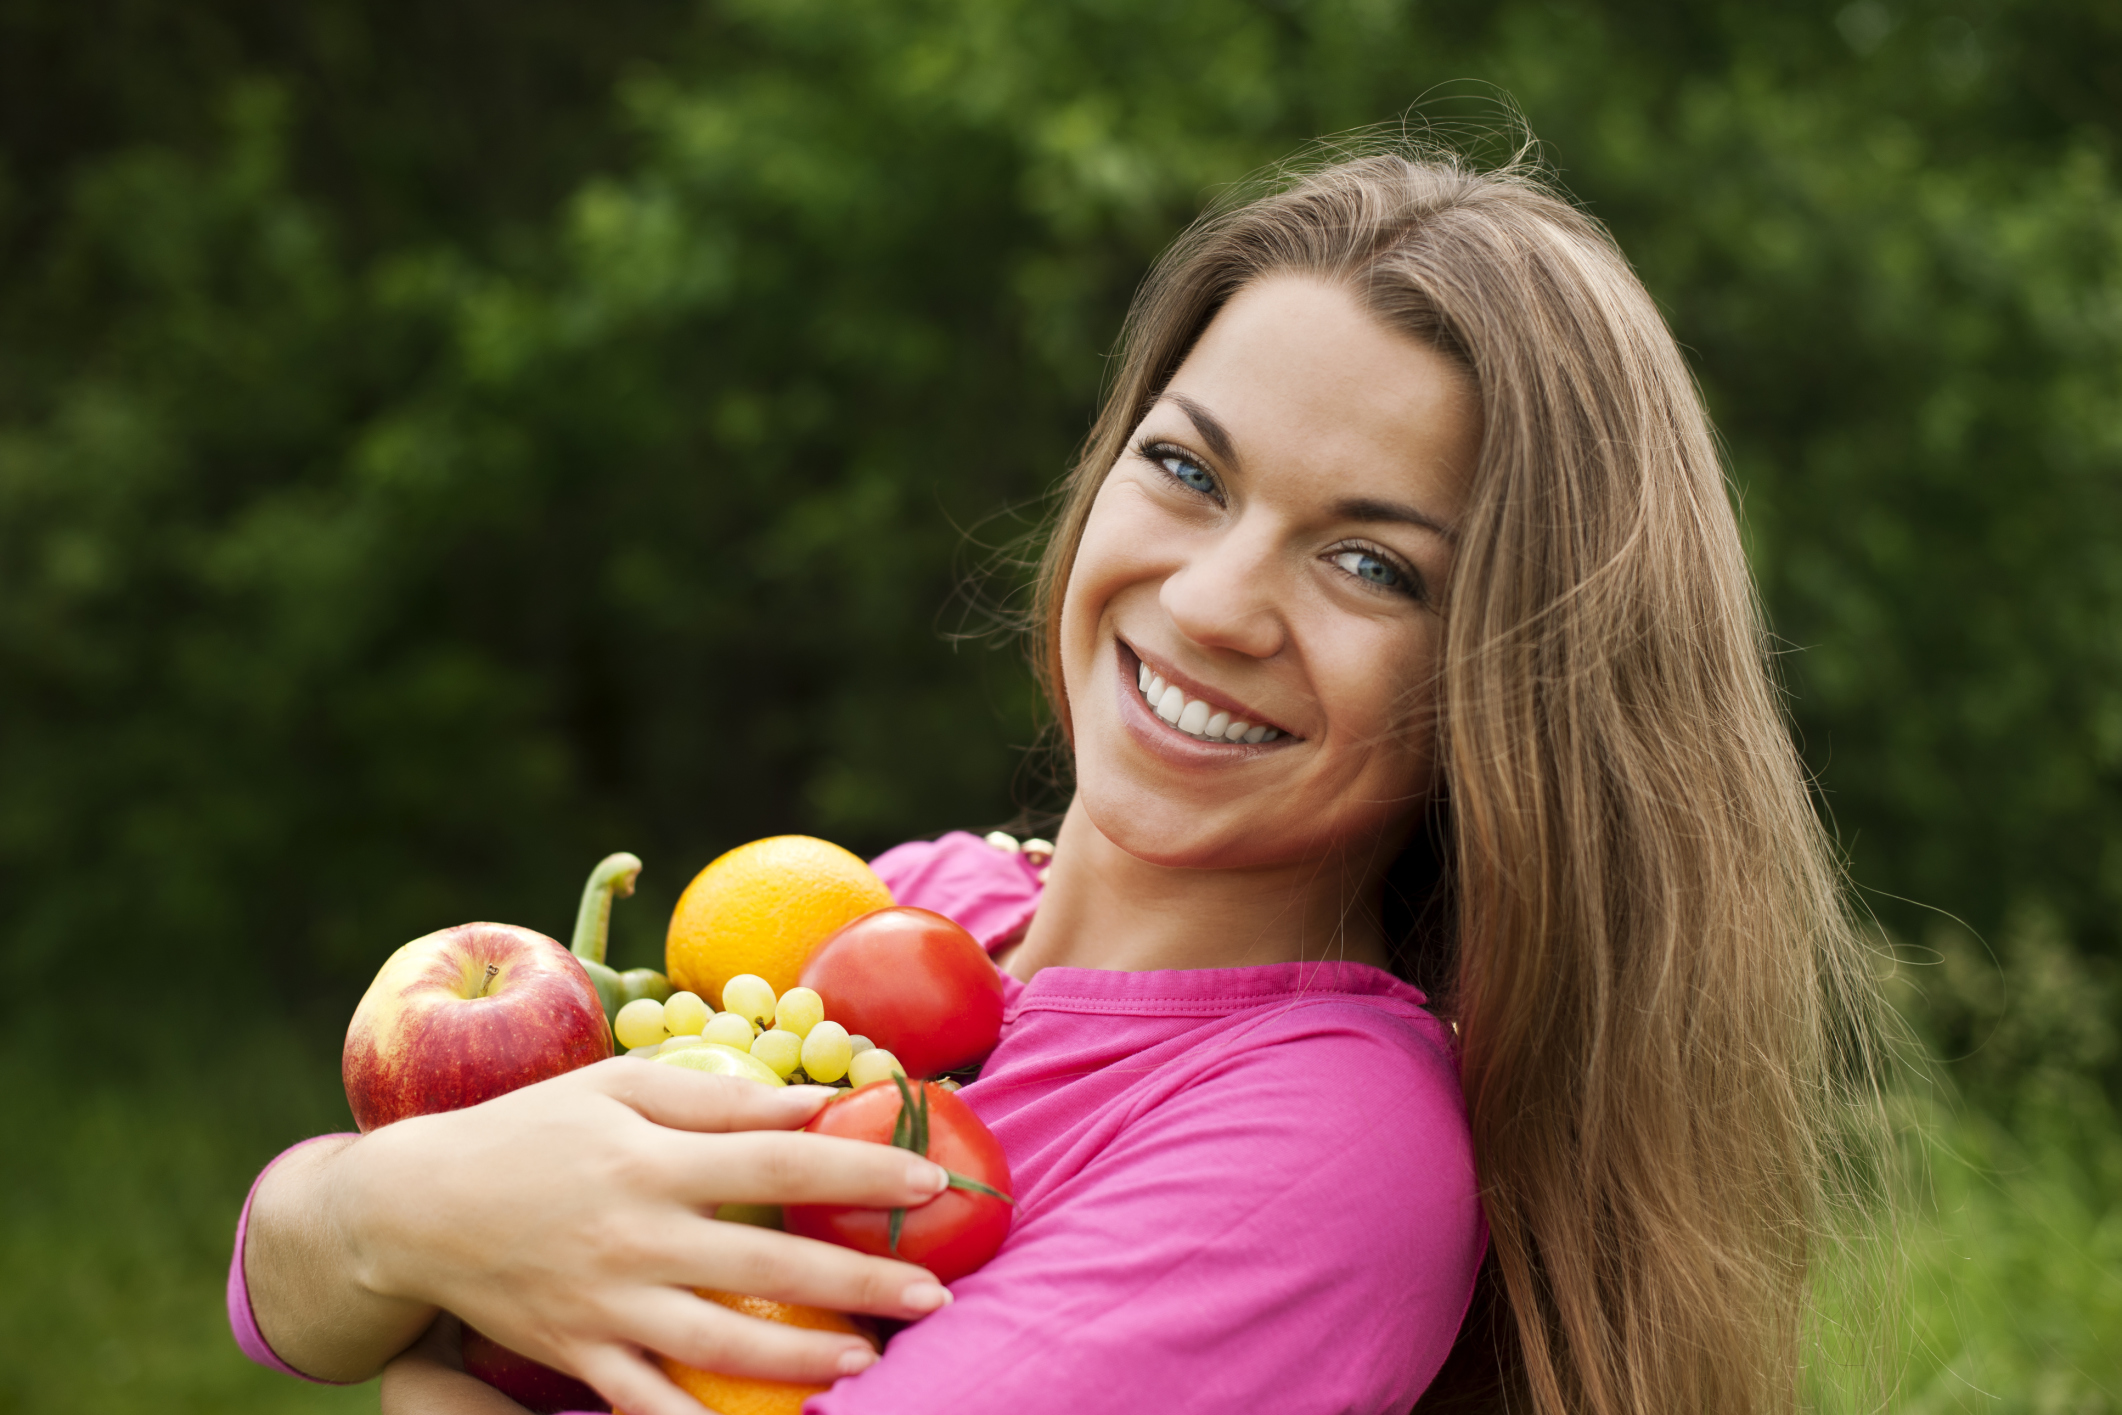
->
<box><xmin>461</xmin><ymin>1325</ymin><xmax>609</xmax><ymax>1414</ymax></box>
<box><xmin>342</xmin><ymin>922</ymin><xmax>612</xmax><ymax>1133</ymax></box>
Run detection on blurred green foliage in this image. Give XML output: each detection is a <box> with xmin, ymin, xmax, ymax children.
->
<box><xmin>3</xmin><ymin>5</ymin><xmax>2119</xmax><ymax>1410</ymax></box>
<box><xmin>0</xmin><ymin>1028</ymin><xmax>378</xmax><ymax>1413</ymax></box>
<box><xmin>3</xmin><ymin>0</ymin><xmax>2117</xmax><ymax>1027</ymax></box>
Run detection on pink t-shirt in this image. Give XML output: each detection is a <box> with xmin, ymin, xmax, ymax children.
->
<box><xmin>229</xmin><ymin>832</ymin><xmax>1485</xmax><ymax>1413</ymax></box>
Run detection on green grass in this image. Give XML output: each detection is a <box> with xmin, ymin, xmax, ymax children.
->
<box><xmin>3</xmin><ymin>1033</ymin><xmax>2115</xmax><ymax>1414</ymax></box>
<box><xmin>0</xmin><ymin>1031</ymin><xmax>376</xmax><ymax>1414</ymax></box>
<box><xmin>1895</xmin><ymin>1090</ymin><xmax>2116</xmax><ymax>1412</ymax></box>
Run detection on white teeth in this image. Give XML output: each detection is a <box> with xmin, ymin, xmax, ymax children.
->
<box><xmin>1136</xmin><ymin>666</ymin><xmax>1287</xmax><ymax>744</ymax></box>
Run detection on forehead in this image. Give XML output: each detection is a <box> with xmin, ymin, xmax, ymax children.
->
<box><xmin>1159</xmin><ymin>274</ymin><xmax>1477</xmax><ymax>514</ymax></box>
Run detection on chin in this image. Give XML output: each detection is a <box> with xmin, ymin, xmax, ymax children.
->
<box><xmin>1073</xmin><ymin>736</ymin><xmax>1425</xmax><ymax>875</ymax></box>
<box><xmin>1073</xmin><ymin>774</ymin><xmax>1308</xmax><ymax>870</ymax></box>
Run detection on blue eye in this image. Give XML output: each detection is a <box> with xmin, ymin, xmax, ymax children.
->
<box><xmin>1144</xmin><ymin>443</ymin><xmax>1218</xmax><ymax>496</ymax></box>
<box><xmin>1170</xmin><ymin>460</ymin><xmax>1215</xmax><ymax>493</ymax></box>
<box><xmin>1331</xmin><ymin>548</ymin><xmax>1406</xmax><ymax>592</ymax></box>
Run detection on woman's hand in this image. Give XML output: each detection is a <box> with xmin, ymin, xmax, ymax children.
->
<box><xmin>247</xmin><ymin>1060</ymin><xmax>952</xmax><ymax>1415</ymax></box>
<box><xmin>381</xmin><ymin>1314</ymin><xmax>535</xmax><ymax>1415</ymax></box>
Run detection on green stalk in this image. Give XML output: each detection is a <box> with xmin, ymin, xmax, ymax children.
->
<box><xmin>570</xmin><ymin>852</ymin><xmax>671</xmax><ymax>1026</ymax></box>
<box><xmin>571</xmin><ymin>852</ymin><xmax>642</xmax><ymax>965</ymax></box>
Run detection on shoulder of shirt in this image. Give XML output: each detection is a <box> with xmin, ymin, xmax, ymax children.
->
<box><xmin>869</xmin><ymin>831</ymin><xmax>1043</xmax><ymax>950</ymax></box>
<box><xmin>1206</xmin><ymin>990</ymin><xmax>1465</xmax><ymax>1105</ymax></box>
<box><xmin>1133</xmin><ymin>998</ymin><xmax>1476</xmax><ymax>1186</ymax></box>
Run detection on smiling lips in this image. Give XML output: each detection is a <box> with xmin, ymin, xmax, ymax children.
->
<box><xmin>1135</xmin><ymin>658</ymin><xmax>1284</xmax><ymax>744</ymax></box>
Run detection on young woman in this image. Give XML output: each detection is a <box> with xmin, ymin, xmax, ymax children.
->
<box><xmin>235</xmin><ymin>147</ymin><xmax>1881</xmax><ymax>1415</ymax></box>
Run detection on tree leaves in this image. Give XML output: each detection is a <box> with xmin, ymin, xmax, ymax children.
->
<box><xmin>0</xmin><ymin>0</ymin><xmax>2115</xmax><ymax>1051</ymax></box>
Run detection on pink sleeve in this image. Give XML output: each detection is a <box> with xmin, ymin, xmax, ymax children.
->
<box><xmin>804</xmin><ymin>1009</ymin><xmax>1487</xmax><ymax>1415</ymax></box>
<box><xmin>870</xmin><ymin>832</ymin><xmax>1043</xmax><ymax>952</ymax></box>
<box><xmin>228</xmin><ymin>1133</ymin><xmax>359</xmax><ymax>1381</ymax></box>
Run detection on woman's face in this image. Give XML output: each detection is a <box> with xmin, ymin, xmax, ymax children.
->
<box><xmin>1060</xmin><ymin>274</ymin><xmax>1480</xmax><ymax>872</ymax></box>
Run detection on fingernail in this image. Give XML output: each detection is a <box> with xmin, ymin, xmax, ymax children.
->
<box><xmin>837</xmin><ymin>1345</ymin><xmax>879</xmax><ymax>1375</ymax></box>
<box><xmin>900</xmin><ymin>1281</ymin><xmax>951</xmax><ymax>1313</ymax></box>
<box><xmin>785</xmin><ymin>1085</ymin><xmax>839</xmax><ymax>1102</ymax></box>
<box><xmin>908</xmin><ymin>1160</ymin><xmax>949</xmax><ymax>1194</ymax></box>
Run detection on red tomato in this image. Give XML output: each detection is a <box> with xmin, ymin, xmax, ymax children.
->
<box><xmin>799</xmin><ymin>907</ymin><xmax>1003</xmax><ymax>1079</ymax></box>
<box><xmin>784</xmin><ymin>1080</ymin><xmax>1013</xmax><ymax>1283</ymax></box>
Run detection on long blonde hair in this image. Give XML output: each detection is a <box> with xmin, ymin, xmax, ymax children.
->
<box><xmin>1029</xmin><ymin>148</ymin><xmax>1887</xmax><ymax>1414</ymax></box>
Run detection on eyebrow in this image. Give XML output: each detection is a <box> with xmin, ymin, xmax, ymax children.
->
<box><xmin>1333</xmin><ymin>495</ymin><xmax>1458</xmax><ymax>543</ymax></box>
<box><xmin>1168</xmin><ymin>393</ymin><xmax>1241</xmax><ymax>469</ymax></box>
<box><xmin>1162</xmin><ymin>392</ymin><xmax>1459</xmax><ymax>544</ymax></box>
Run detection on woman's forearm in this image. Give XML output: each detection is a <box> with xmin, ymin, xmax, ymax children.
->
<box><xmin>245</xmin><ymin>1133</ymin><xmax>440</xmax><ymax>1380</ymax></box>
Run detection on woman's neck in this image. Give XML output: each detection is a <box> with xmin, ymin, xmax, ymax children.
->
<box><xmin>1000</xmin><ymin>797</ymin><xmax>1397</xmax><ymax>981</ymax></box>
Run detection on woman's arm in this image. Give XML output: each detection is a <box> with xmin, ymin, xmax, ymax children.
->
<box><xmin>245</xmin><ymin>1059</ymin><xmax>955</xmax><ymax>1415</ymax></box>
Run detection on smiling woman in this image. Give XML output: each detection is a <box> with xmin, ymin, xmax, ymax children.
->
<box><xmin>1061</xmin><ymin>276</ymin><xmax>1473</xmax><ymax>887</ymax></box>
<box><xmin>1011</xmin><ymin>148</ymin><xmax>1888</xmax><ymax>1413</ymax></box>
<box><xmin>237</xmin><ymin>144</ymin><xmax>1885</xmax><ymax>1415</ymax></box>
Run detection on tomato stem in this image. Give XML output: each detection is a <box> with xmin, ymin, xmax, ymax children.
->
<box><xmin>880</xmin><ymin>1076</ymin><xmax>1014</xmax><ymax>1252</ymax></box>
<box><xmin>944</xmin><ymin>1171</ymin><xmax>1012</xmax><ymax>1204</ymax></box>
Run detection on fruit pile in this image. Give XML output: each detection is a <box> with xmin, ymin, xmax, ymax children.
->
<box><xmin>339</xmin><ymin>833</ymin><xmax>1015</xmax><ymax>1415</ymax></box>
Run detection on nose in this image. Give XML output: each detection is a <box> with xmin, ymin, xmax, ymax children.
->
<box><xmin>1159</xmin><ymin>519</ymin><xmax>1288</xmax><ymax>661</ymax></box>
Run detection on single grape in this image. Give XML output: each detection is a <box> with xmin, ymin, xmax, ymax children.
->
<box><xmin>847</xmin><ymin>1034</ymin><xmax>875</xmax><ymax>1055</ymax></box>
<box><xmin>750</xmin><ymin>1028</ymin><xmax>803</xmax><ymax>1079</ymax></box>
<box><xmin>774</xmin><ymin>986</ymin><xmax>825</xmax><ymax>1038</ymax></box>
<box><xmin>800</xmin><ymin>1021</ymin><xmax>853</xmax><ymax>1083</ymax></box>
<box><xmin>722</xmin><ymin>974</ymin><xmax>777</xmax><ymax>1029</ymax></box>
<box><xmin>627</xmin><ymin>1042</ymin><xmax>663</xmax><ymax>1059</ymax></box>
<box><xmin>614</xmin><ymin>998</ymin><xmax>669</xmax><ymax>1050</ymax></box>
<box><xmin>846</xmin><ymin>1048</ymin><xmax>906</xmax><ymax>1089</ymax></box>
<box><xmin>659</xmin><ymin>1034</ymin><xmax>704</xmax><ymax>1053</ymax></box>
<box><xmin>701</xmin><ymin>1011</ymin><xmax>757</xmax><ymax>1050</ymax></box>
<box><xmin>662</xmin><ymin>991</ymin><xmax>710</xmax><ymax>1036</ymax></box>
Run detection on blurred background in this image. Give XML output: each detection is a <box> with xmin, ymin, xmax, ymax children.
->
<box><xmin>1</xmin><ymin>0</ymin><xmax>2116</xmax><ymax>1409</ymax></box>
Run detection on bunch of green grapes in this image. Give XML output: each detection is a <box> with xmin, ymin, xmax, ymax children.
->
<box><xmin>613</xmin><ymin>975</ymin><xmax>907</xmax><ymax>1089</ymax></box>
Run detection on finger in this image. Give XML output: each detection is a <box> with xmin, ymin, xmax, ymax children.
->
<box><xmin>589</xmin><ymin>1060</ymin><xmax>837</xmax><ymax>1134</ymax></box>
<box><xmin>646</xmin><ymin>1215</ymin><xmax>950</xmax><ymax>1319</ymax></box>
<box><xmin>575</xmin><ymin>1344</ymin><xmax>709</xmax><ymax>1415</ymax></box>
<box><xmin>382</xmin><ymin>1319</ymin><xmax>533</xmax><ymax>1415</ymax></box>
<box><xmin>659</xmin><ymin>1128</ymin><xmax>950</xmax><ymax>1208</ymax></box>
<box><xmin>624</xmin><ymin>1284</ymin><xmax>882</xmax><ymax>1385</ymax></box>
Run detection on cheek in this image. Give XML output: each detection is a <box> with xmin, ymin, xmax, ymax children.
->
<box><xmin>1059</xmin><ymin>484</ymin><xmax>1157</xmax><ymax>688</ymax></box>
<box><xmin>1320</xmin><ymin>620</ymin><xmax>1446</xmax><ymax>786</ymax></box>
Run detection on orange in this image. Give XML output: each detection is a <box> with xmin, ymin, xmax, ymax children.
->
<box><xmin>652</xmin><ymin>1291</ymin><xmax>876</xmax><ymax>1415</ymax></box>
<box><xmin>665</xmin><ymin>836</ymin><xmax>893</xmax><ymax>1005</ymax></box>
